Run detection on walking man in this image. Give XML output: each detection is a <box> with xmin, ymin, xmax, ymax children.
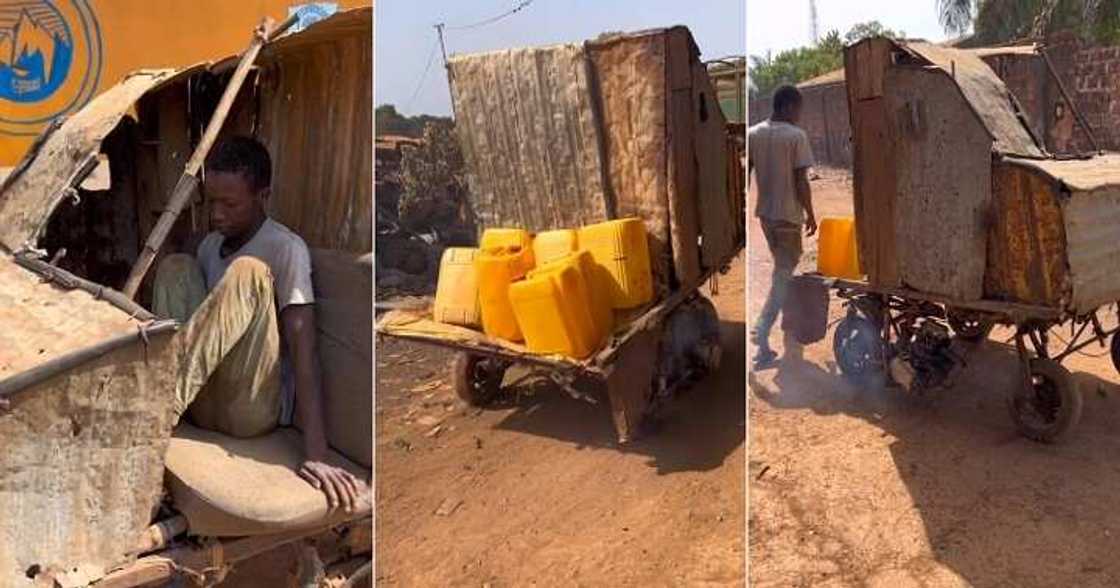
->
<box><xmin>748</xmin><ymin>85</ymin><xmax>817</xmax><ymax>369</ymax></box>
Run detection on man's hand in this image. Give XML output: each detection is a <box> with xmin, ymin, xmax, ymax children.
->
<box><xmin>805</xmin><ymin>216</ymin><xmax>818</xmax><ymax>237</ymax></box>
<box><xmin>299</xmin><ymin>460</ymin><xmax>365</xmax><ymax>513</ymax></box>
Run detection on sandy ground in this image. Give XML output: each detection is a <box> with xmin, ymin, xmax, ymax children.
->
<box><xmin>374</xmin><ymin>260</ymin><xmax>747</xmax><ymax>586</ymax></box>
<box><xmin>749</xmin><ymin>169</ymin><xmax>1120</xmax><ymax>587</ymax></box>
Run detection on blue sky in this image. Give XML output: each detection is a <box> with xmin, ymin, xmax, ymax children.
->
<box><xmin>376</xmin><ymin>0</ymin><xmax>745</xmax><ymax>116</ymax></box>
<box><xmin>747</xmin><ymin>0</ymin><xmax>956</xmax><ymax>57</ymax></box>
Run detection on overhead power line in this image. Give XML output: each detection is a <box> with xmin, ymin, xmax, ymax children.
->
<box><xmin>445</xmin><ymin>0</ymin><xmax>535</xmax><ymax>31</ymax></box>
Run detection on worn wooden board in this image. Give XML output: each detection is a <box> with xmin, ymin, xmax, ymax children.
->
<box><xmin>588</xmin><ymin>32</ymin><xmax>673</xmax><ymax>294</ymax></box>
<box><xmin>691</xmin><ymin>59</ymin><xmax>736</xmax><ymax>270</ymax></box>
<box><xmin>0</xmin><ymin>334</ymin><xmax>177</xmax><ymax>586</ymax></box>
<box><xmin>665</xmin><ymin>28</ymin><xmax>700</xmax><ymax>287</ymax></box>
<box><xmin>985</xmin><ymin>162</ymin><xmax>1069</xmax><ymax>307</ymax></box>
<box><xmin>883</xmin><ymin>67</ymin><xmax>991</xmax><ymax>301</ymax></box>
<box><xmin>849</xmin><ymin>97</ymin><xmax>900</xmax><ymax>287</ymax></box>
<box><xmin>449</xmin><ymin>44</ymin><xmax>611</xmax><ymax>235</ymax></box>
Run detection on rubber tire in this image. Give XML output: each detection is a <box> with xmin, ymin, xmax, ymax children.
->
<box><xmin>452</xmin><ymin>352</ymin><xmax>506</xmax><ymax>407</ymax></box>
<box><xmin>1111</xmin><ymin>333</ymin><xmax>1120</xmax><ymax>376</ymax></box>
<box><xmin>1007</xmin><ymin>358</ymin><xmax>1082</xmax><ymax>443</ymax></box>
<box><xmin>947</xmin><ymin>309</ymin><xmax>995</xmax><ymax>342</ymax></box>
<box><xmin>832</xmin><ymin>314</ymin><xmax>885</xmax><ymax>390</ymax></box>
<box><xmin>692</xmin><ymin>296</ymin><xmax>723</xmax><ymax>376</ymax></box>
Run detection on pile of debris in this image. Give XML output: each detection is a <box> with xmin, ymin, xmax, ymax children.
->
<box><xmin>375</xmin><ymin>121</ymin><xmax>476</xmax><ymax>301</ymax></box>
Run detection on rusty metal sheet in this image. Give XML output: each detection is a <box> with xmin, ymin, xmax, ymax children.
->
<box><xmin>0</xmin><ymin>254</ymin><xmax>144</xmax><ymax>378</ymax></box>
<box><xmin>0</xmin><ymin>71</ymin><xmax>176</xmax><ymax>254</ymax></box>
<box><xmin>883</xmin><ymin>67</ymin><xmax>991</xmax><ymax>301</ymax></box>
<box><xmin>985</xmin><ymin>161</ymin><xmax>1069</xmax><ymax>307</ymax></box>
<box><xmin>448</xmin><ymin>44</ymin><xmax>611</xmax><ymax>234</ymax></box>
<box><xmin>1060</xmin><ymin>186</ymin><xmax>1120</xmax><ymax>314</ymax></box>
<box><xmin>0</xmin><ymin>333</ymin><xmax>177</xmax><ymax>585</ymax></box>
<box><xmin>904</xmin><ymin>42</ymin><xmax>1044</xmax><ymax>158</ymax></box>
<box><xmin>1002</xmin><ymin>153</ymin><xmax>1120</xmax><ymax>192</ymax></box>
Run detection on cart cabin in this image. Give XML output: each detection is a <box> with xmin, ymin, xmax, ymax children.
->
<box><xmin>845</xmin><ymin>38</ymin><xmax>1045</xmax><ymax>302</ymax></box>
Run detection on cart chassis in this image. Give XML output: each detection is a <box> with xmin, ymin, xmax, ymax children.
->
<box><xmin>821</xmin><ymin>276</ymin><xmax>1120</xmax><ymax>442</ymax></box>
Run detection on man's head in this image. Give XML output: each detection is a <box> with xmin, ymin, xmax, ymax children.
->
<box><xmin>772</xmin><ymin>85</ymin><xmax>803</xmax><ymax>123</ymax></box>
<box><xmin>204</xmin><ymin>136</ymin><xmax>272</xmax><ymax>238</ymax></box>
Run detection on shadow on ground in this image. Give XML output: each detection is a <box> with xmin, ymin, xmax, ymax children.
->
<box><xmin>752</xmin><ymin>336</ymin><xmax>1120</xmax><ymax>586</ymax></box>
<box><xmin>492</xmin><ymin>319</ymin><xmax>747</xmax><ymax>475</ymax></box>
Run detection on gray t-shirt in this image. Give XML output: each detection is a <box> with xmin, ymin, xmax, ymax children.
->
<box><xmin>748</xmin><ymin>120</ymin><xmax>815</xmax><ymax>225</ymax></box>
<box><xmin>197</xmin><ymin>218</ymin><xmax>314</xmax><ymax>425</ymax></box>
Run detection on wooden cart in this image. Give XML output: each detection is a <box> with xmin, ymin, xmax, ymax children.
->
<box><xmin>808</xmin><ymin>38</ymin><xmax>1120</xmax><ymax>442</ymax></box>
<box><xmin>378</xmin><ymin>26</ymin><xmax>746</xmax><ymax>443</ymax></box>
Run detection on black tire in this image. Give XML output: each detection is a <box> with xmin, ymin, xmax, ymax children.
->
<box><xmin>833</xmin><ymin>314</ymin><xmax>885</xmax><ymax>389</ymax></box>
<box><xmin>1111</xmin><ymin>333</ymin><xmax>1120</xmax><ymax>376</ymax></box>
<box><xmin>947</xmin><ymin>309</ymin><xmax>994</xmax><ymax>342</ymax></box>
<box><xmin>1007</xmin><ymin>358</ymin><xmax>1082</xmax><ymax>443</ymax></box>
<box><xmin>452</xmin><ymin>352</ymin><xmax>508</xmax><ymax>407</ymax></box>
<box><xmin>691</xmin><ymin>296</ymin><xmax>723</xmax><ymax>376</ymax></box>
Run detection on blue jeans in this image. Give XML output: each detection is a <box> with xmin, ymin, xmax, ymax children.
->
<box><xmin>754</xmin><ymin>219</ymin><xmax>803</xmax><ymax>351</ymax></box>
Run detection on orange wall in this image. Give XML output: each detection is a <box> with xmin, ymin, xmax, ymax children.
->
<box><xmin>0</xmin><ymin>0</ymin><xmax>370</xmax><ymax>165</ymax></box>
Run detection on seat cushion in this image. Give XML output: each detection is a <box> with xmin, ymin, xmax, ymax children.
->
<box><xmin>165</xmin><ymin>424</ymin><xmax>371</xmax><ymax>537</ymax></box>
<box><xmin>310</xmin><ymin>249</ymin><xmax>373</xmax><ymax>468</ymax></box>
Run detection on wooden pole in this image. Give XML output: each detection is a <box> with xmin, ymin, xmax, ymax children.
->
<box><xmin>122</xmin><ymin>14</ymin><xmax>299</xmax><ymax>299</ymax></box>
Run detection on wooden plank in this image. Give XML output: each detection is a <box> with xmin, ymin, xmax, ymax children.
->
<box><xmin>850</xmin><ymin>97</ymin><xmax>899</xmax><ymax>287</ymax></box>
<box><xmin>692</xmin><ymin>61</ymin><xmax>735</xmax><ymax>269</ymax></box>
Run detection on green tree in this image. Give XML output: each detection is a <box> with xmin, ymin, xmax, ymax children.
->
<box><xmin>938</xmin><ymin>0</ymin><xmax>1120</xmax><ymax>45</ymax></box>
<box><xmin>749</xmin><ymin>22</ymin><xmax>901</xmax><ymax>101</ymax></box>
<box><xmin>376</xmin><ymin>104</ymin><xmax>452</xmax><ymax>138</ymax></box>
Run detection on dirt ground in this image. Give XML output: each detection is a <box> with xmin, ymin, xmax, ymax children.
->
<box><xmin>749</xmin><ymin>169</ymin><xmax>1120</xmax><ymax>587</ymax></box>
<box><xmin>374</xmin><ymin>260</ymin><xmax>747</xmax><ymax>586</ymax></box>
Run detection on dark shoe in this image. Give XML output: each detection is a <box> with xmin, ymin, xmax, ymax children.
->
<box><xmin>752</xmin><ymin>348</ymin><xmax>779</xmax><ymax>371</ymax></box>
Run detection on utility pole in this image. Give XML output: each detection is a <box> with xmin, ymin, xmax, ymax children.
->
<box><xmin>809</xmin><ymin>0</ymin><xmax>819</xmax><ymax>44</ymax></box>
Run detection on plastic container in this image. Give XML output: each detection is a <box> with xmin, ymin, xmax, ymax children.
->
<box><xmin>475</xmin><ymin>245</ymin><xmax>535</xmax><ymax>341</ymax></box>
<box><xmin>480</xmin><ymin>228</ymin><xmax>533</xmax><ymax>253</ymax></box>
<box><xmin>817</xmin><ymin>217</ymin><xmax>861</xmax><ymax>279</ymax></box>
<box><xmin>533</xmin><ymin>229</ymin><xmax>579</xmax><ymax>265</ymax></box>
<box><xmin>511</xmin><ymin>254</ymin><xmax>604</xmax><ymax>358</ymax></box>
<box><xmin>433</xmin><ymin>248</ymin><xmax>481</xmax><ymax>327</ymax></box>
<box><xmin>571</xmin><ymin>250</ymin><xmax>614</xmax><ymax>338</ymax></box>
<box><xmin>577</xmin><ymin>218</ymin><xmax>654</xmax><ymax>309</ymax></box>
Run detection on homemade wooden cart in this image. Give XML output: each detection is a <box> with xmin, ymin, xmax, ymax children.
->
<box><xmin>0</xmin><ymin>10</ymin><xmax>372</xmax><ymax>586</ymax></box>
<box><xmin>808</xmin><ymin>38</ymin><xmax>1120</xmax><ymax>443</ymax></box>
<box><xmin>377</xmin><ymin>27</ymin><xmax>746</xmax><ymax>443</ymax></box>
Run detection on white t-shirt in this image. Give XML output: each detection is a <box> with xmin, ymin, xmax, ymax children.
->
<box><xmin>197</xmin><ymin>218</ymin><xmax>314</xmax><ymax>425</ymax></box>
<box><xmin>748</xmin><ymin>120</ymin><xmax>815</xmax><ymax>225</ymax></box>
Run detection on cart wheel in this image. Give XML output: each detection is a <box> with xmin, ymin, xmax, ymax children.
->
<box><xmin>691</xmin><ymin>296</ymin><xmax>723</xmax><ymax>375</ymax></box>
<box><xmin>1007</xmin><ymin>358</ymin><xmax>1082</xmax><ymax>443</ymax></box>
<box><xmin>452</xmin><ymin>352</ymin><xmax>509</xmax><ymax>407</ymax></box>
<box><xmin>833</xmin><ymin>314</ymin><xmax>884</xmax><ymax>389</ymax></box>
<box><xmin>1110</xmin><ymin>333</ymin><xmax>1120</xmax><ymax>376</ymax></box>
<box><xmin>947</xmin><ymin>309</ymin><xmax>994</xmax><ymax>342</ymax></box>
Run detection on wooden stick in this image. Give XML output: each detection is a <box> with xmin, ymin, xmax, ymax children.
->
<box><xmin>122</xmin><ymin>14</ymin><xmax>298</xmax><ymax>299</ymax></box>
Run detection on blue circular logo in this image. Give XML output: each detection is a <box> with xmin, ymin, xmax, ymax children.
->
<box><xmin>0</xmin><ymin>0</ymin><xmax>102</xmax><ymax>136</ymax></box>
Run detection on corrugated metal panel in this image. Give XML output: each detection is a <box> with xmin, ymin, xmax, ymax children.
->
<box><xmin>0</xmin><ymin>335</ymin><xmax>177</xmax><ymax>585</ymax></box>
<box><xmin>1003</xmin><ymin>154</ymin><xmax>1120</xmax><ymax>192</ymax></box>
<box><xmin>257</xmin><ymin>15</ymin><xmax>373</xmax><ymax>253</ymax></box>
<box><xmin>0</xmin><ymin>71</ymin><xmax>176</xmax><ymax>253</ymax></box>
<box><xmin>1062</xmin><ymin>187</ymin><xmax>1120</xmax><ymax>314</ymax></box>
<box><xmin>448</xmin><ymin>44</ymin><xmax>611</xmax><ymax>234</ymax></box>
<box><xmin>905</xmin><ymin>42</ymin><xmax>1045</xmax><ymax>158</ymax></box>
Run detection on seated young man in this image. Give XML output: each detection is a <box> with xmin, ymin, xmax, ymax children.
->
<box><xmin>153</xmin><ymin>136</ymin><xmax>363</xmax><ymax>513</ymax></box>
